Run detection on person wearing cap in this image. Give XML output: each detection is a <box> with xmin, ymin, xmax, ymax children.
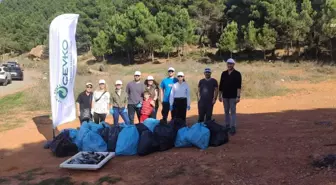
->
<box><xmin>160</xmin><ymin>67</ymin><xmax>178</xmax><ymax>121</ymax></box>
<box><xmin>144</xmin><ymin>75</ymin><xmax>160</xmax><ymax>119</ymax></box>
<box><xmin>76</xmin><ymin>82</ymin><xmax>93</xmax><ymax>124</ymax></box>
<box><xmin>169</xmin><ymin>72</ymin><xmax>191</xmax><ymax>121</ymax></box>
<box><xmin>218</xmin><ymin>58</ymin><xmax>242</xmax><ymax>135</ymax></box>
<box><xmin>126</xmin><ymin>71</ymin><xmax>145</xmax><ymax>124</ymax></box>
<box><xmin>91</xmin><ymin>79</ymin><xmax>110</xmax><ymax>124</ymax></box>
<box><xmin>197</xmin><ymin>68</ymin><xmax>218</xmax><ymax>122</ymax></box>
<box><xmin>110</xmin><ymin>80</ymin><xmax>130</xmax><ymax>125</ymax></box>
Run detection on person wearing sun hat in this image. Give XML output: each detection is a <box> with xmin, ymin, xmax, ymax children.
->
<box><xmin>219</xmin><ymin>58</ymin><xmax>242</xmax><ymax>135</ymax></box>
<box><xmin>160</xmin><ymin>67</ymin><xmax>178</xmax><ymax>121</ymax></box>
<box><xmin>169</xmin><ymin>72</ymin><xmax>191</xmax><ymax>121</ymax></box>
<box><xmin>91</xmin><ymin>79</ymin><xmax>110</xmax><ymax>124</ymax></box>
<box><xmin>126</xmin><ymin>71</ymin><xmax>145</xmax><ymax>124</ymax></box>
<box><xmin>145</xmin><ymin>75</ymin><xmax>160</xmax><ymax>119</ymax></box>
<box><xmin>110</xmin><ymin>80</ymin><xmax>130</xmax><ymax>125</ymax></box>
<box><xmin>76</xmin><ymin>82</ymin><xmax>93</xmax><ymax>124</ymax></box>
<box><xmin>197</xmin><ymin>67</ymin><xmax>218</xmax><ymax>122</ymax></box>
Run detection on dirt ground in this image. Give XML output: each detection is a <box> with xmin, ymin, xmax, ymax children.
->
<box><xmin>0</xmin><ymin>80</ymin><xmax>335</xmax><ymax>185</ymax></box>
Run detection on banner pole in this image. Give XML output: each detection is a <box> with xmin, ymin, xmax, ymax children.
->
<box><xmin>53</xmin><ymin>128</ymin><xmax>55</xmax><ymax>139</ymax></box>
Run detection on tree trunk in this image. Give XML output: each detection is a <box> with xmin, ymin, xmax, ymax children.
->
<box><xmin>127</xmin><ymin>51</ymin><xmax>131</xmax><ymax>65</ymax></box>
<box><xmin>167</xmin><ymin>52</ymin><xmax>170</xmax><ymax>59</ymax></box>
<box><xmin>230</xmin><ymin>52</ymin><xmax>232</xmax><ymax>58</ymax></box>
<box><xmin>263</xmin><ymin>50</ymin><xmax>266</xmax><ymax>61</ymax></box>
<box><xmin>151</xmin><ymin>50</ymin><xmax>154</xmax><ymax>63</ymax></box>
<box><xmin>198</xmin><ymin>30</ymin><xmax>205</xmax><ymax>46</ymax></box>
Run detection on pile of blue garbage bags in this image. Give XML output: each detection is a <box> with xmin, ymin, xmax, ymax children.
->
<box><xmin>53</xmin><ymin>118</ymin><xmax>229</xmax><ymax>157</ymax></box>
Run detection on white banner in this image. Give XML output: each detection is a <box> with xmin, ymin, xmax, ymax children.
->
<box><xmin>49</xmin><ymin>14</ymin><xmax>79</xmax><ymax>128</ymax></box>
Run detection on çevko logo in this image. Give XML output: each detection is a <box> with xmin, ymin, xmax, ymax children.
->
<box><xmin>54</xmin><ymin>40</ymin><xmax>70</xmax><ymax>102</ymax></box>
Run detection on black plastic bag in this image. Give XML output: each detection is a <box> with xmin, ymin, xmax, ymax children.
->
<box><xmin>50</xmin><ymin>130</ymin><xmax>78</xmax><ymax>157</ymax></box>
<box><xmin>107</xmin><ymin>125</ymin><xmax>123</xmax><ymax>152</ymax></box>
<box><xmin>204</xmin><ymin>120</ymin><xmax>229</xmax><ymax>147</ymax></box>
<box><xmin>136</xmin><ymin>123</ymin><xmax>148</xmax><ymax>134</ymax></box>
<box><xmin>138</xmin><ymin>130</ymin><xmax>160</xmax><ymax>156</ymax></box>
<box><xmin>99</xmin><ymin>125</ymin><xmax>110</xmax><ymax>143</ymax></box>
<box><xmin>154</xmin><ymin>123</ymin><xmax>176</xmax><ymax>151</ymax></box>
<box><xmin>169</xmin><ymin>118</ymin><xmax>187</xmax><ymax>132</ymax></box>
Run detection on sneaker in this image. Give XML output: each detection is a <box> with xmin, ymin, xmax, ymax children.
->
<box><xmin>229</xmin><ymin>127</ymin><xmax>236</xmax><ymax>136</ymax></box>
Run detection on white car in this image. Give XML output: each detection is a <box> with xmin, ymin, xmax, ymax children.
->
<box><xmin>0</xmin><ymin>66</ymin><xmax>12</xmax><ymax>86</ymax></box>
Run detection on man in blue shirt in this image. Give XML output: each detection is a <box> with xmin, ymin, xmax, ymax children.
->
<box><xmin>160</xmin><ymin>67</ymin><xmax>178</xmax><ymax>121</ymax></box>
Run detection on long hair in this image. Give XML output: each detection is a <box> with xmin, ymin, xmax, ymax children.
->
<box><xmin>97</xmin><ymin>83</ymin><xmax>108</xmax><ymax>92</ymax></box>
<box><xmin>144</xmin><ymin>79</ymin><xmax>159</xmax><ymax>89</ymax></box>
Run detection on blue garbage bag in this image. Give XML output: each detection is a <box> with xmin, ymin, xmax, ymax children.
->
<box><xmin>82</xmin><ymin>131</ymin><xmax>107</xmax><ymax>152</ymax></box>
<box><xmin>68</xmin><ymin>129</ymin><xmax>78</xmax><ymax>143</ymax></box>
<box><xmin>88</xmin><ymin>121</ymin><xmax>104</xmax><ymax>133</ymax></box>
<box><xmin>143</xmin><ymin>118</ymin><xmax>160</xmax><ymax>132</ymax></box>
<box><xmin>75</xmin><ymin>126</ymin><xmax>90</xmax><ymax>150</ymax></box>
<box><xmin>186</xmin><ymin>123</ymin><xmax>210</xmax><ymax>150</ymax></box>
<box><xmin>175</xmin><ymin>127</ymin><xmax>192</xmax><ymax>148</ymax></box>
<box><xmin>116</xmin><ymin>124</ymin><xmax>139</xmax><ymax>156</ymax></box>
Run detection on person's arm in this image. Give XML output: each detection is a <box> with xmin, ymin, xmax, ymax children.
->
<box><xmin>124</xmin><ymin>91</ymin><xmax>128</xmax><ymax>108</ymax></box>
<box><xmin>213</xmin><ymin>79</ymin><xmax>219</xmax><ymax>104</ymax></box>
<box><xmin>106</xmin><ymin>92</ymin><xmax>111</xmax><ymax>113</ymax></box>
<box><xmin>186</xmin><ymin>83</ymin><xmax>191</xmax><ymax>107</ymax></box>
<box><xmin>169</xmin><ymin>84</ymin><xmax>175</xmax><ymax>106</ymax></box>
<box><xmin>91</xmin><ymin>92</ymin><xmax>95</xmax><ymax>114</ymax></box>
<box><xmin>196</xmin><ymin>80</ymin><xmax>201</xmax><ymax>101</ymax></box>
<box><xmin>160</xmin><ymin>81</ymin><xmax>164</xmax><ymax>103</ymax></box>
<box><xmin>236</xmin><ymin>72</ymin><xmax>242</xmax><ymax>103</ymax></box>
<box><xmin>154</xmin><ymin>89</ymin><xmax>158</xmax><ymax>101</ymax></box>
<box><xmin>150</xmin><ymin>100</ymin><xmax>155</xmax><ymax>107</ymax></box>
<box><xmin>218</xmin><ymin>73</ymin><xmax>223</xmax><ymax>102</ymax></box>
<box><xmin>76</xmin><ymin>95</ymin><xmax>81</xmax><ymax>115</ymax></box>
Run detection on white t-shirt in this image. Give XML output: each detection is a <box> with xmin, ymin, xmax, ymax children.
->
<box><xmin>169</xmin><ymin>82</ymin><xmax>191</xmax><ymax>107</ymax></box>
<box><xmin>92</xmin><ymin>90</ymin><xmax>110</xmax><ymax>114</ymax></box>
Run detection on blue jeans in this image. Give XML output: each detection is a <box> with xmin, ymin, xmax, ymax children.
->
<box><xmin>223</xmin><ymin>98</ymin><xmax>237</xmax><ymax>128</ymax></box>
<box><xmin>113</xmin><ymin>107</ymin><xmax>130</xmax><ymax>125</ymax></box>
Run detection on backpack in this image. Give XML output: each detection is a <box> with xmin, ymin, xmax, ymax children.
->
<box><xmin>50</xmin><ymin>130</ymin><xmax>78</xmax><ymax>157</ymax></box>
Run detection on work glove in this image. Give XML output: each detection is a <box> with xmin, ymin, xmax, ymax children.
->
<box><xmin>187</xmin><ymin>106</ymin><xmax>191</xmax><ymax>111</ymax></box>
<box><xmin>123</xmin><ymin>108</ymin><xmax>128</xmax><ymax>113</ymax></box>
<box><xmin>109</xmin><ymin>108</ymin><xmax>114</xmax><ymax>115</ymax></box>
<box><xmin>170</xmin><ymin>105</ymin><xmax>173</xmax><ymax>111</ymax></box>
<box><xmin>136</xmin><ymin>102</ymin><xmax>142</xmax><ymax>108</ymax></box>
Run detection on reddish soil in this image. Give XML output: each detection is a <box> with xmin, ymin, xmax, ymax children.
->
<box><xmin>0</xmin><ymin>81</ymin><xmax>335</xmax><ymax>185</ymax></box>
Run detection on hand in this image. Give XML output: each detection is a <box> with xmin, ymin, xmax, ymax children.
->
<box><xmin>236</xmin><ymin>97</ymin><xmax>240</xmax><ymax>104</ymax></box>
<box><xmin>170</xmin><ymin>105</ymin><xmax>173</xmax><ymax>111</ymax></box>
<box><xmin>91</xmin><ymin>109</ymin><xmax>94</xmax><ymax>116</ymax></box>
<box><xmin>123</xmin><ymin>108</ymin><xmax>128</xmax><ymax>113</ymax></box>
<box><xmin>136</xmin><ymin>103</ymin><xmax>142</xmax><ymax>108</ymax></box>
<box><xmin>109</xmin><ymin>108</ymin><xmax>114</xmax><ymax>115</ymax></box>
<box><xmin>187</xmin><ymin>106</ymin><xmax>191</xmax><ymax>111</ymax></box>
<box><xmin>219</xmin><ymin>96</ymin><xmax>223</xmax><ymax>102</ymax></box>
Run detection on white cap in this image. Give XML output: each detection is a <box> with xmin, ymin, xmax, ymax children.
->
<box><xmin>134</xmin><ymin>71</ymin><xmax>141</xmax><ymax>76</ymax></box>
<box><xmin>99</xmin><ymin>79</ymin><xmax>106</xmax><ymax>84</ymax></box>
<box><xmin>226</xmin><ymin>58</ymin><xmax>235</xmax><ymax>64</ymax></box>
<box><xmin>86</xmin><ymin>82</ymin><xmax>93</xmax><ymax>86</ymax></box>
<box><xmin>147</xmin><ymin>76</ymin><xmax>154</xmax><ymax>80</ymax></box>
<box><xmin>115</xmin><ymin>80</ymin><xmax>122</xmax><ymax>85</ymax></box>
<box><xmin>177</xmin><ymin>72</ymin><xmax>184</xmax><ymax>77</ymax></box>
<box><xmin>168</xmin><ymin>67</ymin><xmax>175</xmax><ymax>72</ymax></box>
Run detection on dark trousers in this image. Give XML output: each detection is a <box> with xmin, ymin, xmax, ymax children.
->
<box><xmin>198</xmin><ymin>101</ymin><xmax>214</xmax><ymax>122</ymax></box>
<box><xmin>93</xmin><ymin>113</ymin><xmax>107</xmax><ymax>124</ymax></box>
<box><xmin>172</xmin><ymin>98</ymin><xmax>187</xmax><ymax>121</ymax></box>
<box><xmin>128</xmin><ymin>104</ymin><xmax>141</xmax><ymax>124</ymax></box>
<box><xmin>162</xmin><ymin>102</ymin><xmax>173</xmax><ymax>121</ymax></box>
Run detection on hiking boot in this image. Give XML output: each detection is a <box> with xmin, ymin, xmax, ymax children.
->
<box><xmin>229</xmin><ymin>127</ymin><xmax>236</xmax><ymax>136</ymax></box>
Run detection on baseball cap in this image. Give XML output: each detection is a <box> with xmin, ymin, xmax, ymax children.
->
<box><xmin>147</xmin><ymin>76</ymin><xmax>154</xmax><ymax>80</ymax></box>
<box><xmin>134</xmin><ymin>71</ymin><xmax>141</xmax><ymax>76</ymax></box>
<box><xmin>204</xmin><ymin>68</ymin><xmax>212</xmax><ymax>73</ymax></box>
<box><xmin>115</xmin><ymin>80</ymin><xmax>122</xmax><ymax>85</ymax></box>
<box><xmin>226</xmin><ymin>58</ymin><xmax>235</xmax><ymax>64</ymax></box>
<box><xmin>168</xmin><ymin>67</ymin><xmax>175</xmax><ymax>72</ymax></box>
<box><xmin>86</xmin><ymin>82</ymin><xmax>93</xmax><ymax>86</ymax></box>
<box><xmin>99</xmin><ymin>79</ymin><xmax>106</xmax><ymax>84</ymax></box>
<box><xmin>177</xmin><ymin>72</ymin><xmax>184</xmax><ymax>77</ymax></box>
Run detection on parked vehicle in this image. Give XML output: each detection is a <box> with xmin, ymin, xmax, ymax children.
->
<box><xmin>8</xmin><ymin>66</ymin><xmax>24</xmax><ymax>81</ymax></box>
<box><xmin>7</xmin><ymin>61</ymin><xmax>19</xmax><ymax>67</ymax></box>
<box><xmin>0</xmin><ymin>66</ymin><xmax>12</xmax><ymax>86</ymax></box>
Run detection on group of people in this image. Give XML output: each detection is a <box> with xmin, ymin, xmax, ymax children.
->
<box><xmin>76</xmin><ymin>58</ymin><xmax>242</xmax><ymax>135</ymax></box>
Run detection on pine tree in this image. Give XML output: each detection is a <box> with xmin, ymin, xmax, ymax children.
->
<box><xmin>217</xmin><ymin>21</ymin><xmax>238</xmax><ymax>58</ymax></box>
<box><xmin>257</xmin><ymin>24</ymin><xmax>277</xmax><ymax>60</ymax></box>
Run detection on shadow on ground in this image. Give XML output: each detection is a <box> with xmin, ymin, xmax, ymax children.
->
<box><xmin>32</xmin><ymin>115</ymin><xmax>60</xmax><ymax>140</ymax></box>
<box><xmin>0</xmin><ymin>109</ymin><xmax>335</xmax><ymax>185</ymax></box>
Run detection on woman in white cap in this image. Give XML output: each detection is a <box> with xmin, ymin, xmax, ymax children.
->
<box><xmin>91</xmin><ymin>79</ymin><xmax>110</xmax><ymax>124</ymax></box>
<box><xmin>169</xmin><ymin>72</ymin><xmax>191</xmax><ymax>121</ymax></box>
<box><xmin>110</xmin><ymin>80</ymin><xmax>130</xmax><ymax>125</ymax></box>
<box><xmin>144</xmin><ymin>75</ymin><xmax>160</xmax><ymax>119</ymax></box>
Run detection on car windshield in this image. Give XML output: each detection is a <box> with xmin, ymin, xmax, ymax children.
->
<box><xmin>9</xmin><ymin>67</ymin><xmax>20</xmax><ymax>72</ymax></box>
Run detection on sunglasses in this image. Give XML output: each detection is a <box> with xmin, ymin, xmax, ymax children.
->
<box><xmin>134</xmin><ymin>75</ymin><xmax>140</xmax><ymax>77</ymax></box>
<box><xmin>177</xmin><ymin>76</ymin><xmax>184</xmax><ymax>78</ymax></box>
<box><xmin>168</xmin><ymin>70</ymin><xmax>174</xmax><ymax>73</ymax></box>
<box><xmin>99</xmin><ymin>83</ymin><xmax>105</xmax><ymax>85</ymax></box>
<box><xmin>86</xmin><ymin>86</ymin><xmax>92</xmax><ymax>88</ymax></box>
